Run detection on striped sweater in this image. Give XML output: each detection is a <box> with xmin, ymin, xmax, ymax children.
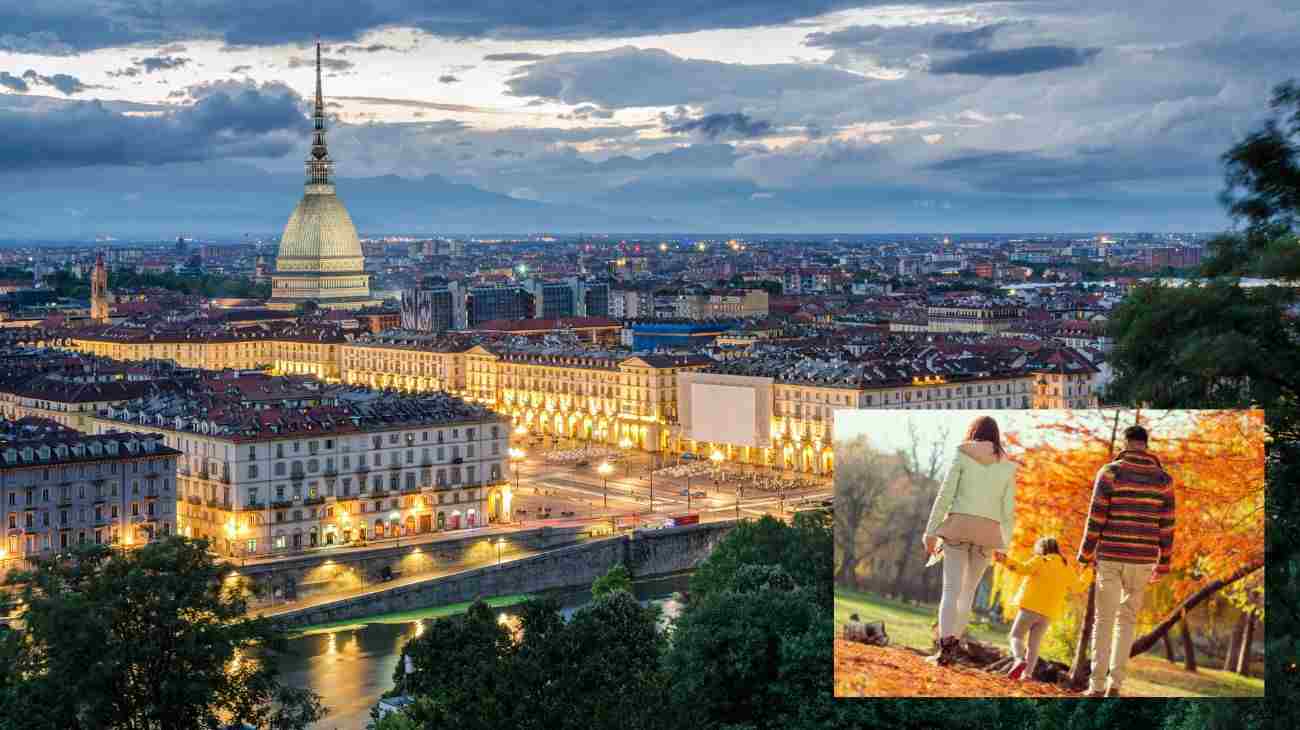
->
<box><xmin>1076</xmin><ymin>449</ymin><xmax>1175</xmax><ymax>574</ymax></box>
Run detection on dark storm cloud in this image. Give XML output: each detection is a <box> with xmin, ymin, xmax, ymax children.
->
<box><xmin>20</xmin><ymin>70</ymin><xmax>95</xmax><ymax>95</ymax></box>
<box><xmin>138</xmin><ymin>55</ymin><xmax>192</xmax><ymax>73</ymax></box>
<box><xmin>230</xmin><ymin>64</ymin><xmax>253</xmax><ymax>73</ymax></box>
<box><xmin>929</xmin><ymin>46</ymin><xmax>1100</xmax><ymax>76</ymax></box>
<box><xmin>0</xmin><ymin>1</ymin><xmax>931</xmax><ymax>53</ymax></box>
<box><xmin>288</xmin><ymin>57</ymin><xmax>353</xmax><ymax>71</ymax></box>
<box><xmin>438</xmin><ymin>74</ymin><xmax>460</xmax><ymax>83</ymax></box>
<box><xmin>0</xmin><ymin>72</ymin><xmax>28</xmax><ymax>92</ymax></box>
<box><xmin>109</xmin><ymin>55</ymin><xmax>191</xmax><ymax>77</ymax></box>
<box><xmin>0</xmin><ymin>84</ymin><xmax>307</xmax><ymax>170</ymax></box>
<box><xmin>504</xmin><ymin>46</ymin><xmax>867</xmax><ymax>108</ymax></box>
<box><xmin>484</xmin><ymin>52</ymin><xmax>548</xmax><ymax>62</ymax></box>
<box><xmin>665</xmin><ymin>112</ymin><xmax>772</xmax><ymax>139</ymax></box>
<box><xmin>931</xmin><ymin>23</ymin><xmax>1009</xmax><ymax>51</ymax></box>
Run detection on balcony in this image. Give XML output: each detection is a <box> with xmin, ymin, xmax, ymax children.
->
<box><xmin>289</xmin><ymin>471</ymin><xmax>305</xmax><ymax>482</ymax></box>
<box><xmin>370</xmin><ymin>489</ymin><xmax>390</xmax><ymax>499</ymax></box>
<box><xmin>387</xmin><ymin>463</ymin><xmax>402</xmax><ymax>471</ymax></box>
<box><xmin>355</xmin><ymin>464</ymin><xmax>370</xmax><ymax>473</ymax></box>
<box><xmin>303</xmin><ymin>496</ymin><xmax>325</xmax><ymax>506</ymax></box>
<box><xmin>401</xmin><ymin>485</ymin><xmax>422</xmax><ymax>495</ymax></box>
<box><xmin>323</xmin><ymin>467</ymin><xmax>338</xmax><ymax>477</ymax></box>
<box><xmin>187</xmin><ymin>495</ymin><xmax>201</xmax><ymax>506</ymax></box>
<box><xmin>270</xmin><ymin>499</ymin><xmax>294</xmax><ymax>510</ymax></box>
<box><xmin>242</xmin><ymin>501</ymin><xmax>264</xmax><ymax>511</ymax></box>
<box><xmin>204</xmin><ymin>499</ymin><xmax>226</xmax><ymax>509</ymax></box>
<box><xmin>178</xmin><ymin>465</ymin><xmax>191</xmax><ymax>476</ymax></box>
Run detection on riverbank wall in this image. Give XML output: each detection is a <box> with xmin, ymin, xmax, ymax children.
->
<box><xmin>265</xmin><ymin>520</ymin><xmax>735</xmax><ymax>628</ymax></box>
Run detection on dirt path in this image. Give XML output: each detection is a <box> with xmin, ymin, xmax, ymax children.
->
<box><xmin>833</xmin><ymin>640</ymin><xmax>1078</xmax><ymax>698</ymax></box>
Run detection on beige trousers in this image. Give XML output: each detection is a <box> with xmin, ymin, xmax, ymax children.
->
<box><xmin>1089</xmin><ymin>560</ymin><xmax>1156</xmax><ymax>693</ymax></box>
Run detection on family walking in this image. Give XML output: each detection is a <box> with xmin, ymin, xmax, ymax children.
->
<box><xmin>922</xmin><ymin>417</ymin><xmax>1176</xmax><ymax>697</ymax></box>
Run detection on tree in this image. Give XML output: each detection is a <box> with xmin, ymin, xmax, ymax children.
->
<box><xmin>691</xmin><ymin>512</ymin><xmax>832</xmax><ymax>607</ymax></box>
<box><xmin>392</xmin><ymin>599</ymin><xmax>512</xmax><ymax>730</ymax></box>
<box><xmin>666</xmin><ymin>565</ymin><xmax>833</xmax><ymax>730</ymax></box>
<box><xmin>591</xmin><ymin>562</ymin><xmax>633</xmax><ymax>598</ymax></box>
<box><xmin>0</xmin><ymin>537</ymin><xmax>323</xmax><ymax>730</ymax></box>
<box><xmin>832</xmin><ymin>435</ymin><xmax>898</xmax><ymax>587</ymax></box>
<box><xmin>1104</xmin><ymin>81</ymin><xmax>1298</xmax><ymax>714</ymax></box>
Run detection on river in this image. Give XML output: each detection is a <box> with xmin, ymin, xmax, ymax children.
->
<box><xmin>279</xmin><ymin>573</ymin><xmax>693</xmax><ymax>730</ymax></box>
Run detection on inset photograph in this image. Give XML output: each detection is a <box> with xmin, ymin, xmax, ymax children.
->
<box><xmin>833</xmin><ymin>409</ymin><xmax>1264</xmax><ymax>698</ymax></box>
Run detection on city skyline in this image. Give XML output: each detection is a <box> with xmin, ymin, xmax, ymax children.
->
<box><xmin>2</xmin><ymin>1</ymin><xmax>1297</xmax><ymax>236</ymax></box>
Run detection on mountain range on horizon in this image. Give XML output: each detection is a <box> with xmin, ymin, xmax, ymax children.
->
<box><xmin>0</xmin><ymin>157</ymin><xmax>1228</xmax><ymax>241</ymax></box>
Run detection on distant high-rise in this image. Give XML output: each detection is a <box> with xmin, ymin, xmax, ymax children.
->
<box><xmin>268</xmin><ymin>41</ymin><xmax>374</xmax><ymax>311</ymax></box>
<box><xmin>90</xmin><ymin>251</ymin><xmax>110</xmax><ymax>323</ymax></box>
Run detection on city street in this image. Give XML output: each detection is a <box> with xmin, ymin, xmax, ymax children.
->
<box><xmin>508</xmin><ymin>435</ymin><xmax>834</xmax><ymax>528</ymax></box>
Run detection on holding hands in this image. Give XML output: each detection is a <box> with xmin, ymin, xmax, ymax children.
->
<box><xmin>923</xmin><ymin>534</ymin><xmax>940</xmax><ymax>556</ymax></box>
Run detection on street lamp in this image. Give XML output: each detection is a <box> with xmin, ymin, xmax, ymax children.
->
<box><xmin>514</xmin><ymin>424</ymin><xmax>527</xmax><ymax>440</ymax></box>
<box><xmin>619</xmin><ymin>436</ymin><xmax>633</xmax><ymax>477</ymax></box>
<box><xmin>496</xmin><ymin>537</ymin><xmax>505</xmax><ymax>565</ymax></box>
<box><xmin>509</xmin><ymin>447</ymin><xmax>526</xmax><ymax>494</ymax></box>
<box><xmin>598</xmin><ymin>461</ymin><xmax>613</xmax><ymax>509</ymax></box>
<box><xmin>390</xmin><ymin>510</ymin><xmax>401</xmax><ymax>549</ymax></box>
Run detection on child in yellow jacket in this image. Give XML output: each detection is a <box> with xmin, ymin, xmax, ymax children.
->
<box><xmin>995</xmin><ymin>537</ymin><xmax>1087</xmax><ymax>681</ymax></box>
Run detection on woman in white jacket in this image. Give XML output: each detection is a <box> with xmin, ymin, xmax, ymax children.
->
<box><xmin>922</xmin><ymin>415</ymin><xmax>1018</xmax><ymax>667</ymax></box>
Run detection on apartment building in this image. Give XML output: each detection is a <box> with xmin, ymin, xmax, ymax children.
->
<box><xmin>1</xmin><ymin>421</ymin><xmax>180</xmax><ymax>574</ymax></box>
<box><xmin>90</xmin><ymin>388</ymin><xmax>511</xmax><ymax>558</ymax></box>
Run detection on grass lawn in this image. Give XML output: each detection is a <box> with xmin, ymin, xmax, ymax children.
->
<box><xmin>291</xmin><ymin>593</ymin><xmax>534</xmax><ymax>637</ymax></box>
<box><xmin>834</xmin><ymin>588</ymin><xmax>1264</xmax><ymax>698</ymax></box>
<box><xmin>835</xmin><ymin>587</ymin><xmax>1007</xmax><ymax>650</ymax></box>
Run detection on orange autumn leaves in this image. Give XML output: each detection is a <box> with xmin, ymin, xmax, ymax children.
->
<box><xmin>994</xmin><ymin>410</ymin><xmax>1265</xmax><ymax>622</ymax></box>
<box><xmin>833</xmin><ymin>640</ymin><xmax>1074</xmax><ymax>697</ymax></box>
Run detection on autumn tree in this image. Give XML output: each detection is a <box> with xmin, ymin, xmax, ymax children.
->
<box><xmin>992</xmin><ymin>410</ymin><xmax>1265</xmax><ymax>678</ymax></box>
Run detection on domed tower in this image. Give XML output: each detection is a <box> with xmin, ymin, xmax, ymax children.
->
<box><xmin>268</xmin><ymin>41</ymin><xmax>373</xmax><ymax>311</ymax></box>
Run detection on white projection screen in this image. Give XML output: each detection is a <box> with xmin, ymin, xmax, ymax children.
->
<box><xmin>679</xmin><ymin>373</ymin><xmax>772</xmax><ymax>448</ymax></box>
<box><xmin>690</xmin><ymin>383</ymin><xmax>758</xmax><ymax>447</ymax></box>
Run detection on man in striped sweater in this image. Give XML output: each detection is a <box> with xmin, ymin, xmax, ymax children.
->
<box><xmin>1076</xmin><ymin>425</ymin><xmax>1175</xmax><ymax>697</ymax></box>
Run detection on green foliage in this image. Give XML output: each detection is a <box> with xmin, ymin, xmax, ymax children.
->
<box><xmin>666</xmin><ymin>565</ymin><xmax>831</xmax><ymax>730</ymax></box>
<box><xmin>1105</xmin><ymin>280</ymin><xmax>1300</xmax><ymax>408</ymax></box>
<box><xmin>591</xmin><ymin>562</ymin><xmax>633</xmax><ymax>598</ymax></box>
<box><xmin>0</xmin><ymin>537</ymin><xmax>323</xmax><ymax>730</ymax></box>
<box><xmin>691</xmin><ymin>512</ymin><xmax>832</xmax><ymax>607</ymax></box>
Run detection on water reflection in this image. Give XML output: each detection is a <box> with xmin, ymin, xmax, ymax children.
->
<box><xmin>280</xmin><ymin>574</ymin><xmax>691</xmax><ymax>729</ymax></box>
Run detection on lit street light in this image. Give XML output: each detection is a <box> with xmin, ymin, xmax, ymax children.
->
<box><xmin>390</xmin><ymin>510</ymin><xmax>401</xmax><ymax>549</ymax></box>
<box><xmin>509</xmin><ymin>447</ymin><xmax>526</xmax><ymax>495</ymax></box>
<box><xmin>598</xmin><ymin>461</ymin><xmax>613</xmax><ymax>509</ymax></box>
<box><xmin>496</xmin><ymin>537</ymin><xmax>505</xmax><ymax>565</ymax></box>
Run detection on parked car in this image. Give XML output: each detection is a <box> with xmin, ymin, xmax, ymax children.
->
<box><xmin>680</xmin><ymin>453</ymin><xmax>697</xmax><ymax>460</ymax></box>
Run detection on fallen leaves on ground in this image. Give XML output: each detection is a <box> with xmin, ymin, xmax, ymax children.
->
<box><xmin>833</xmin><ymin>640</ymin><xmax>1076</xmax><ymax>698</ymax></box>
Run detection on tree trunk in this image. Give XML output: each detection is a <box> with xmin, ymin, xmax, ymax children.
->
<box><xmin>1068</xmin><ymin>580</ymin><xmax>1097</xmax><ymax>689</ymax></box>
<box><xmin>1162</xmin><ymin>632</ymin><xmax>1176</xmax><ymax>663</ymax></box>
<box><xmin>1237</xmin><ymin>612</ymin><xmax>1256</xmax><ymax>675</ymax></box>
<box><xmin>1224</xmin><ymin>614</ymin><xmax>1246</xmax><ymax>671</ymax></box>
<box><xmin>1128</xmin><ymin>561</ymin><xmax>1263</xmax><ymax>657</ymax></box>
<box><xmin>836</xmin><ymin>554</ymin><xmax>860</xmax><ymax>587</ymax></box>
<box><xmin>1180</xmin><ymin>612</ymin><xmax>1197</xmax><ymax>672</ymax></box>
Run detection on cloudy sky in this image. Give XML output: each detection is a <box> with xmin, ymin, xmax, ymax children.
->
<box><xmin>2</xmin><ymin>1</ymin><xmax>1298</xmax><ymax>235</ymax></box>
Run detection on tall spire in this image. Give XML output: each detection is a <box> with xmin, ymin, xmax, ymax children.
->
<box><xmin>305</xmin><ymin>38</ymin><xmax>334</xmax><ymax>186</ymax></box>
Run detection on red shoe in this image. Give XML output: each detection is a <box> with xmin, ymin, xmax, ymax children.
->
<box><xmin>1007</xmin><ymin>661</ymin><xmax>1027</xmax><ymax>681</ymax></box>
